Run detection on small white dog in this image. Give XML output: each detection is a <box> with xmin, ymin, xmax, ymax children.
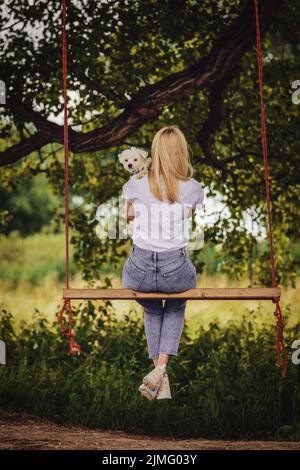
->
<box><xmin>118</xmin><ymin>146</ymin><xmax>152</xmax><ymax>179</ymax></box>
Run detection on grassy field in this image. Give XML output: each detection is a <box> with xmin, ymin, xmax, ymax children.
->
<box><xmin>2</xmin><ymin>274</ymin><xmax>298</xmax><ymax>338</ymax></box>
<box><xmin>0</xmin><ymin>301</ymin><xmax>299</xmax><ymax>440</ymax></box>
<box><xmin>1</xmin><ymin>231</ymin><xmax>300</xmax><ymax>440</ymax></box>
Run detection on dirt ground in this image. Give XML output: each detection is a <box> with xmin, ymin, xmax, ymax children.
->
<box><xmin>0</xmin><ymin>414</ymin><xmax>299</xmax><ymax>450</ymax></box>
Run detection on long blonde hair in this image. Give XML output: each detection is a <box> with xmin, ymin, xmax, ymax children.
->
<box><xmin>148</xmin><ymin>125</ymin><xmax>194</xmax><ymax>204</ymax></box>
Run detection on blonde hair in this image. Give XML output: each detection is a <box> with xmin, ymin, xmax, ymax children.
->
<box><xmin>148</xmin><ymin>125</ymin><xmax>194</xmax><ymax>204</ymax></box>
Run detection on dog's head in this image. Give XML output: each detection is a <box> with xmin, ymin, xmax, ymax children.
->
<box><xmin>118</xmin><ymin>146</ymin><xmax>149</xmax><ymax>173</ymax></box>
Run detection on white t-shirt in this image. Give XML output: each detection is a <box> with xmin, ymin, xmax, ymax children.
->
<box><xmin>122</xmin><ymin>174</ymin><xmax>204</xmax><ymax>252</ymax></box>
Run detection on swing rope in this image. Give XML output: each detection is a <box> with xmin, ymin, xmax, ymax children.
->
<box><xmin>253</xmin><ymin>0</ymin><xmax>287</xmax><ymax>376</ymax></box>
<box><xmin>58</xmin><ymin>0</ymin><xmax>80</xmax><ymax>356</ymax></box>
<box><xmin>58</xmin><ymin>0</ymin><xmax>287</xmax><ymax>374</ymax></box>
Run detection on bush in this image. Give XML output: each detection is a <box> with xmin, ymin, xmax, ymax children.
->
<box><xmin>0</xmin><ymin>303</ymin><xmax>299</xmax><ymax>440</ymax></box>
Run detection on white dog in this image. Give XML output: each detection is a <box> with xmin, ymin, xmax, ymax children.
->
<box><xmin>118</xmin><ymin>146</ymin><xmax>152</xmax><ymax>179</ymax></box>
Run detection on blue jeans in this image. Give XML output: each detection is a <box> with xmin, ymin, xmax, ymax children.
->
<box><xmin>121</xmin><ymin>243</ymin><xmax>197</xmax><ymax>359</ymax></box>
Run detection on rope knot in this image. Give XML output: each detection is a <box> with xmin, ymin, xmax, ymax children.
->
<box><xmin>272</xmin><ymin>296</ymin><xmax>288</xmax><ymax>377</ymax></box>
<box><xmin>58</xmin><ymin>298</ymin><xmax>81</xmax><ymax>356</ymax></box>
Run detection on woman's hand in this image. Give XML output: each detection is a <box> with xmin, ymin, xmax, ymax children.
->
<box><xmin>124</xmin><ymin>200</ymin><xmax>135</xmax><ymax>221</ymax></box>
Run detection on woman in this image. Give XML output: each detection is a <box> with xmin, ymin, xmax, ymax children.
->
<box><xmin>121</xmin><ymin>125</ymin><xmax>204</xmax><ymax>400</ymax></box>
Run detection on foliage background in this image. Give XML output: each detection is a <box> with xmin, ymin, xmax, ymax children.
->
<box><xmin>0</xmin><ymin>0</ymin><xmax>300</xmax><ymax>440</ymax></box>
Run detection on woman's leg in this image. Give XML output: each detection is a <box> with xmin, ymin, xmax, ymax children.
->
<box><xmin>158</xmin><ymin>298</ymin><xmax>186</xmax><ymax>358</ymax></box>
<box><xmin>136</xmin><ymin>299</ymin><xmax>164</xmax><ymax>362</ymax></box>
<box><xmin>157</xmin><ymin>353</ymin><xmax>169</xmax><ymax>366</ymax></box>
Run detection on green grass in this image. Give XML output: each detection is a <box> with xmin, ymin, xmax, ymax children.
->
<box><xmin>0</xmin><ymin>229</ymin><xmax>230</xmax><ymax>287</ymax></box>
<box><xmin>0</xmin><ymin>229</ymin><xmax>299</xmax><ymax>439</ymax></box>
<box><xmin>0</xmin><ymin>231</ymin><xmax>76</xmax><ymax>286</ymax></box>
<box><xmin>0</xmin><ymin>303</ymin><xmax>299</xmax><ymax>440</ymax></box>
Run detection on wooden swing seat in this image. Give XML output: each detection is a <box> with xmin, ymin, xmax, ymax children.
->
<box><xmin>63</xmin><ymin>287</ymin><xmax>280</xmax><ymax>300</ymax></box>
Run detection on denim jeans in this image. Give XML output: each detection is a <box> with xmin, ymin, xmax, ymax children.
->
<box><xmin>121</xmin><ymin>243</ymin><xmax>197</xmax><ymax>359</ymax></box>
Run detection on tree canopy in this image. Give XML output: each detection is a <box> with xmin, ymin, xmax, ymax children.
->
<box><xmin>0</xmin><ymin>0</ymin><xmax>299</xmax><ymax>286</ymax></box>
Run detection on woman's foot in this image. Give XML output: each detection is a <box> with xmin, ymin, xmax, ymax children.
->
<box><xmin>138</xmin><ymin>383</ymin><xmax>160</xmax><ymax>400</ymax></box>
<box><xmin>142</xmin><ymin>363</ymin><xmax>166</xmax><ymax>390</ymax></box>
<box><xmin>156</xmin><ymin>373</ymin><xmax>172</xmax><ymax>400</ymax></box>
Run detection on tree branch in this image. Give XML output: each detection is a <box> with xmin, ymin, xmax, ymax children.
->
<box><xmin>0</xmin><ymin>0</ymin><xmax>283</xmax><ymax>167</ymax></box>
<box><xmin>0</xmin><ymin>132</ymin><xmax>50</xmax><ymax>166</ymax></box>
<box><xmin>196</xmin><ymin>76</ymin><xmax>237</xmax><ymax>175</ymax></box>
